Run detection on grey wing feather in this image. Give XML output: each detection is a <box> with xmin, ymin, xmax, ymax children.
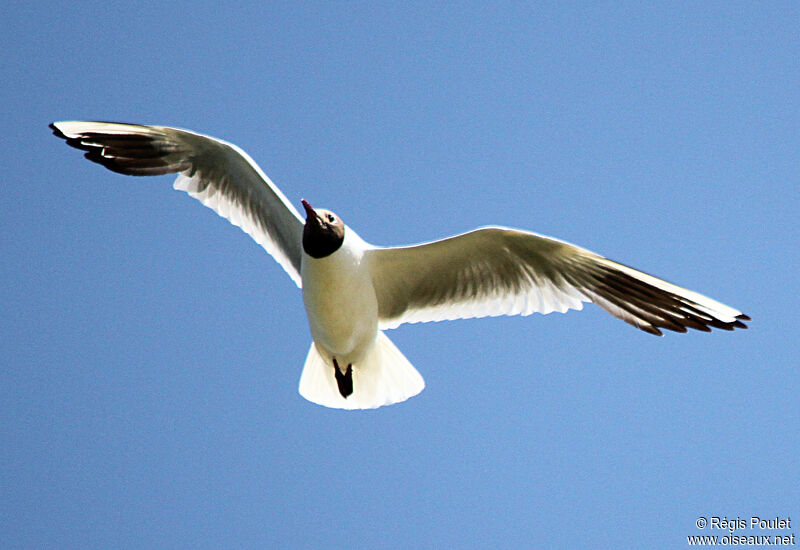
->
<box><xmin>50</xmin><ymin>121</ymin><xmax>304</xmax><ymax>286</ymax></box>
<box><xmin>368</xmin><ymin>227</ymin><xmax>749</xmax><ymax>335</ymax></box>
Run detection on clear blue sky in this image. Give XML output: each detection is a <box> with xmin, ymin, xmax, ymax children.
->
<box><xmin>2</xmin><ymin>3</ymin><xmax>797</xmax><ymax>548</ymax></box>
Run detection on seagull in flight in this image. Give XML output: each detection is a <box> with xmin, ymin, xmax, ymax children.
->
<box><xmin>50</xmin><ymin>121</ymin><xmax>750</xmax><ymax>409</ymax></box>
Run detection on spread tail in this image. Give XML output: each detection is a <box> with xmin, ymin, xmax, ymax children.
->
<box><xmin>298</xmin><ymin>331</ymin><xmax>425</xmax><ymax>410</ymax></box>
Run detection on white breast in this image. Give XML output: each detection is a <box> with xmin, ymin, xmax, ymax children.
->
<box><xmin>300</xmin><ymin>229</ymin><xmax>379</xmax><ymax>364</ymax></box>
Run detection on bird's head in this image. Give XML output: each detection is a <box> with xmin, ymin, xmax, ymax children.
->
<box><xmin>301</xmin><ymin>199</ymin><xmax>345</xmax><ymax>258</ymax></box>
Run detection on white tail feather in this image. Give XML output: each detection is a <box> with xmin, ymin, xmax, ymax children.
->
<box><xmin>298</xmin><ymin>332</ymin><xmax>425</xmax><ymax>410</ymax></box>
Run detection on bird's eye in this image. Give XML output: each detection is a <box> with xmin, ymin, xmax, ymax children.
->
<box><xmin>327</xmin><ymin>214</ymin><xmax>335</xmax><ymax>223</ymax></box>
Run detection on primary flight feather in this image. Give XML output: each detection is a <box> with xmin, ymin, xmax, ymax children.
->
<box><xmin>50</xmin><ymin>121</ymin><xmax>750</xmax><ymax>409</ymax></box>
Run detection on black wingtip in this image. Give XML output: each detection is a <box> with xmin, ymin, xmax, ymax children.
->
<box><xmin>49</xmin><ymin>122</ymin><xmax>65</xmax><ymax>138</ymax></box>
<box><xmin>334</xmin><ymin>364</ymin><xmax>354</xmax><ymax>399</ymax></box>
<box><xmin>643</xmin><ymin>325</ymin><xmax>664</xmax><ymax>336</ymax></box>
<box><xmin>49</xmin><ymin>122</ymin><xmax>92</xmax><ymax>152</ymax></box>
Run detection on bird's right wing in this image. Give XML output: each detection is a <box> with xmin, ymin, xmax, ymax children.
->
<box><xmin>368</xmin><ymin>226</ymin><xmax>749</xmax><ymax>335</ymax></box>
<box><xmin>50</xmin><ymin>121</ymin><xmax>305</xmax><ymax>286</ymax></box>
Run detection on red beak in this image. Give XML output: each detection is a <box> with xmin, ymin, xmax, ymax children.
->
<box><xmin>301</xmin><ymin>199</ymin><xmax>316</xmax><ymax>219</ymax></box>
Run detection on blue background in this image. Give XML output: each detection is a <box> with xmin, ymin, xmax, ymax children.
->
<box><xmin>2</xmin><ymin>3</ymin><xmax>797</xmax><ymax>548</ymax></box>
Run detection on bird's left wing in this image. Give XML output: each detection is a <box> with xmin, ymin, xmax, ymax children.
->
<box><xmin>368</xmin><ymin>226</ymin><xmax>749</xmax><ymax>335</ymax></box>
<box><xmin>50</xmin><ymin>121</ymin><xmax>305</xmax><ymax>286</ymax></box>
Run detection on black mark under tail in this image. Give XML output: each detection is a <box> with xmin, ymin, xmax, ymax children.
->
<box><xmin>333</xmin><ymin>360</ymin><xmax>353</xmax><ymax>399</ymax></box>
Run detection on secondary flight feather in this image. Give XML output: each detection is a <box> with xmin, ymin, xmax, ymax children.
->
<box><xmin>50</xmin><ymin>121</ymin><xmax>750</xmax><ymax>409</ymax></box>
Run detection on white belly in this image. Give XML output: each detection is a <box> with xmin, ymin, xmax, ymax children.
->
<box><xmin>301</xmin><ymin>237</ymin><xmax>379</xmax><ymax>365</ymax></box>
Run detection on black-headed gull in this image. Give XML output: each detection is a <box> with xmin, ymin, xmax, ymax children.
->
<box><xmin>50</xmin><ymin>121</ymin><xmax>749</xmax><ymax>409</ymax></box>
